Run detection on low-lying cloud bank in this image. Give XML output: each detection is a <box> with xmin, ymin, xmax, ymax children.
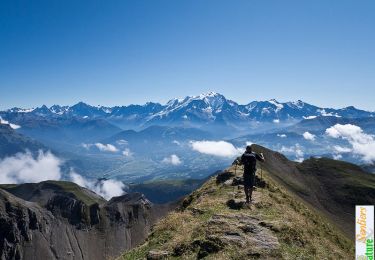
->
<box><xmin>162</xmin><ymin>154</ymin><xmax>182</xmax><ymax>165</ymax></box>
<box><xmin>0</xmin><ymin>151</ymin><xmax>62</xmax><ymax>184</ymax></box>
<box><xmin>0</xmin><ymin>150</ymin><xmax>125</xmax><ymax>200</ymax></box>
<box><xmin>190</xmin><ymin>140</ymin><xmax>243</xmax><ymax>158</ymax></box>
<box><xmin>70</xmin><ymin>172</ymin><xmax>125</xmax><ymax>200</ymax></box>
<box><xmin>94</xmin><ymin>143</ymin><xmax>118</xmax><ymax>152</ymax></box>
<box><xmin>82</xmin><ymin>142</ymin><xmax>132</xmax><ymax>156</ymax></box>
<box><xmin>326</xmin><ymin>124</ymin><xmax>375</xmax><ymax>163</ymax></box>
<box><xmin>82</xmin><ymin>142</ymin><xmax>118</xmax><ymax>152</ymax></box>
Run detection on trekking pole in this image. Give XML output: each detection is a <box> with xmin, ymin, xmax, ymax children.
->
<box><xmin>233</xmin><ymin>162</ymin><xmax>237</xmax><ymax>199</ymax></box>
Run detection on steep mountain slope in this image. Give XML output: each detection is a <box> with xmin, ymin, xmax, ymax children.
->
<box><xmin>120</xmin><ymin>166</ymin><xmax>354</xmax><ymax>259</ymax></box>
<box><xmin>120</xmin><ymin>145</ymin><xmax>375</xmax><ymax>259</ymax></box>
<box><xmin>0</xmin><ymin>181</ymin><xmax>170</xmax><ymax>260</ymax></box>
<box><xmin>0</xmin><ymin>123</ymin><xmax>46</xmax><ymax>158</ymax></box>
<box><xmin>250</xmin><ymin>144</ymin><xmax>375</xmax><ymax>237</ymax></box>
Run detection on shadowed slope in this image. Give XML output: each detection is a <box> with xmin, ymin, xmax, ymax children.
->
<box><xmin>251</xmin><ymin>144</ymin><xmax>375</xmax><ymax>238</ymax></box>
<box><xmin>0</xmin><ymin>181</ymin><xmax>171</xmax><ymax>260</ymax></box>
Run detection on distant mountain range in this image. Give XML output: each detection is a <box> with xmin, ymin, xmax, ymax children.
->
<box><xmin>2</xmin><ymin>92</ymin><xmax>374</xmax><ymax>132</ymax></box>
<box><xmin>1</xmin><ymin>92</ymin><xmax>374</xmax><ymax>182</ymax></box>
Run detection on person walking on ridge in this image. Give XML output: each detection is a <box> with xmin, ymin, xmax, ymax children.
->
<box><xmin>240</xmin><ymin>145</ymin><xmax>265</xmax><ymax>204</ymax></box>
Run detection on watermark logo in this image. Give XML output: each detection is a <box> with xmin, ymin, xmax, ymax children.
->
<box><xmin>356</xmin><ymin>205</ymin><xmax>374</xmax><ymax>260</ymax></box>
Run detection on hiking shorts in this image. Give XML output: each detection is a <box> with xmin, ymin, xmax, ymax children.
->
<box><xmin>243</xmin><ymin>173</ymin><xmax>255</xmax><ymax>188</ymax></box>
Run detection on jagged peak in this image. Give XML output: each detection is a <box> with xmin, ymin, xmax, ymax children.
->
<box><xmin>198</xmin><ymin>91</ymin><xmax>222</xmax><ymax>98</ymax></box>
<box><xmin>72</xmin><ymin>101</ymin><xmax>92</xmax><ymax>107</ymax></box>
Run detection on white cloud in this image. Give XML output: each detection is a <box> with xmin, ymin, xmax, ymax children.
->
<box><xmin>280</xmin><ymin>144</ymin><xmax>304</xmax><ymax>162</ymax></box>
<box><xmin>303</xmin><ymin>116</ymin><xmax>317</xmax><ymax>120</ymax></box>
<box><xmin>318</xmin><ymin>109</ymin><xmax>341</xmax><ymax>117</ymax></box>
<box><xmin>69</xmin><ymin>171</ymin><xmax>86</xmax><ymax>187</ymax></box>
<box><xmin>122</xmin><ymin>148</ymin><xmax>133</xmax><ymax>157</ymax></box>
<box><xmin>295</xmin><ymin>157</ymin><xmax>304</xmax><ymax>163</ymax></box>
<box><xmin>0</xmin><ymin>151</ymin><xmax>62</xmax><ymax>184</ymax></box>
<box><xmin>81</xmin><ymin>143</ymin><xmax>92</xmax><ymax>149</ymax></box>
<box><xmin>0</xmin><ymin>116</ymin><xmax>21</xmax><ymax>129</ymax></box>
<box><xmin>277</xmin><ymin>134</ymin><xmax>287</xmax><ymax>138</ymax></box>
<box><xmin>333</xmin><ymin>145</ymin><xmax>352</xmax><ymax>153</ymax></box>
<box><xmin>162</xmin><ymin>154</ymin><xmax>182</xmax><ymax>165</ymax></box>
<box><xmin>99</xmin><ymin>179</ymin><xmax>125</xmax><ymax>200</ymax></box>
<box><xmin>280</xmin><ymin>145</ymin><xmax>293</xmax><ymax>153</ymax></box>
<box><xmin>94</xmin><ymin>143</ymin><xmax>118</xmax><ymax>152</ymax></box>
<box><xmin>70</xmin><ymin>172</ymin><xmax>125</xmax><ymax>200</ymax></box>
<box><xmin>325</xmin><ymin>124</ymin><xmax>375</xmax><ymax>163</ymax></box>
<box><xmin>82</xmin><ymin>143</ymin><xmax>119</xmax><ymax>152</ymax></box>
<box><xmin>273</xmin><ymin>119</ymin><xmax>280</xmax><ymax>123</ymax></box>
<box><xmin>0</xmin><ymin>150</ymin><xmax>124</xmax><ymax>200</ymax></box>
<box><xmin>116</xmin><ymin>139</ymin><xmax>128</xmax><ymax>145</ymax></box>
<box><xmin>333</xmin><ymin>154</ymin><xmax>343</xmax><ymax>160</ymax></box>
<box><xmin>172</xmin><ymin>140</ymin><xmax>181</xmax><ymax>146</ymax></box>
<box><xmin>303</xmin><ymin>131</ymin><xmax>316</xmax><ymax>141</ymax></box>
<box><xmin>190</xmin><ymin>140</ymin><xmax>243</xmax><ymax>158</ymax></box>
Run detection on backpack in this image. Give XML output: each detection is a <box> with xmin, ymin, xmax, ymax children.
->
<box><xmin>241</xmin><ymin>152</ymin><xmax>257</xmax><ymax>172</ymax></box>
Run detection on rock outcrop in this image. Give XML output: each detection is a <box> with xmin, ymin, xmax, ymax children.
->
<box><xmin>0</xmin><ymin>181</ymin><xmax>167</xmax><ymax>260</ymax></box>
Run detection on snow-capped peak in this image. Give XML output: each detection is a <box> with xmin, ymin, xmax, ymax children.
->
<box><xmin>7</xmin><ymin>107</ymin><xmax>35</xmax><ymax>113</ymax></box>
<box><xmin>287</xmin><ymin>100</ymin><xmax>305</xmax><ymax>108</ymax></box>
<box><xmin>198</xmin><ymin>91</ymin><xmax>219</xmax><ymax>98</ymax></box>
<box><xmin>268</xmin><ymin>99</ymin><xmax>284</xmax><ymax>111</ymax></box>
<box><xmin>196</xmin><ymin>92</ymin><xmax>227</xmax><ymax>110</ymax></box>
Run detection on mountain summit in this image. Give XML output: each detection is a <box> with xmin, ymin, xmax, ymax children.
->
<box><xmin>2</xmin><ymin>93</ymin><xmax>373</xmax><ymax>132</ymax></box>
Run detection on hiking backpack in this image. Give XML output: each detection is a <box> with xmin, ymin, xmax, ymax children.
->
<box><xmin>241</xmin><ymin>152</ymin><xmax>257</xmax><ymax>172</ymax></box>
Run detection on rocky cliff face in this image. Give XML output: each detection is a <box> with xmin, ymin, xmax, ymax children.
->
<box><xmin>0</xmin><ymin>181</ymin><xmax>165</xmax><ymax>260</ymax></box>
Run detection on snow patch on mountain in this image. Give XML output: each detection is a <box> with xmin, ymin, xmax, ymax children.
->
<box><xmin>303</xmin><ymin>115</ymin><xmax>317</xmax><ymax>120</ymax></box>
<box><xmin>318</xmin><ymin>109</ymin><xmax>341</xmax><ymax>117</ymax></box>
<box><xmin>269</xmin><ymin>99</ymin><xmax>284</xmax><ymax>111</ymax></box>
<box><xmin>0</xmin><ymin>116</ymin><xmax>21</xmax><ymax>129</ymax></box>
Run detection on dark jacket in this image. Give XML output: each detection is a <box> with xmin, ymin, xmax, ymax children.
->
<box><xmin>240</xmin><ymin>152</ymin><xmax>264</xmax><ymax>174</ymax></box>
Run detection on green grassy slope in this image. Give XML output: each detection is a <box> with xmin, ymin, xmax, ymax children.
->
<box><xmin>250</xmin><ymin>144</ymin><xmax>375</xmax><ymax>238</ymax></box>
<box><xmin>119</xmin><ymin>164</ymin><xmax>354</xmax><ymax>259</ymax></box>
<box><xmin>0</xmin><ymin>180</ymin><xmax>106</xmax><ymax>206</ymax></box>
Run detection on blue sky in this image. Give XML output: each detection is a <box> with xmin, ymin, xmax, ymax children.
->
<box><xmin>0</xmin><ymin>0</ymin><xmax>374</xmax><ymax>110</ymax></box>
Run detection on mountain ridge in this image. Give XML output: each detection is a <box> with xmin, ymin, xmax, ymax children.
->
<box><xmin>120</xmin><ymin>144</ymin><xmax>371</xmax><ymax>259</ymax></box>
<box><xmin>0</xmin><ymin>180</ymin><xmax>171</xmax><ymax>260</ymax></box>
<box><xmin>2</xmin><ymin>93</ymin><xmax>374</xmax><ymax>130</ymax></box>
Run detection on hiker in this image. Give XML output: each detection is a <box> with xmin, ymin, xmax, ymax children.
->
<box><xmin>239</xmin><ymin>145</ymin><xmax>265</xmax><ymax>203</ymax></box>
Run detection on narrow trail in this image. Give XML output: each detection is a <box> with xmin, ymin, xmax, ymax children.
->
<box><xmin>120</xmin><ymin>163</ymin><xmax>353</xmax><ymax>259</ymax></box>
